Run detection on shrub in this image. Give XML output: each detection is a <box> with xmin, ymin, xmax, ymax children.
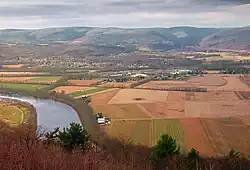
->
<box><xmin>151</xmin><ymin>134</ymin><xmax>180</xmax><ymax>165</ymax></box>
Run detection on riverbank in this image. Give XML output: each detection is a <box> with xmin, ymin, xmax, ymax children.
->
<box><xmin>0</xmin><ymin>89</ymin><xmax>102</xmax><ymax>141</ymax></box>
<box><xmin>0</xmin><ymin>97</ymin><xmax>36</xmax><ymax>129</ymax></box>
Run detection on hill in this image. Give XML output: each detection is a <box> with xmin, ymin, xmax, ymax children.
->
<box><xmin>0</xmin><ymin>26</ymin><xmax>250</xmax><ymax>51</ymax></box>
<box><xmin>0</xmin><ymin>27</ymin><xmax>221</xmax><ymax>50</ymax></box>
<box><xmin>200</xmin><ymin>26</ymin><xmax>250</xmax><ymax>50</ymax></box>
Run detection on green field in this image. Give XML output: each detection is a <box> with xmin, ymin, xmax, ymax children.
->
<box><xmin>0</xmin><ymin>104</ymin><xmax>30</xmax><ymax>126</ymax></box>
<box><xmin>70</xmin><ymin>87</ymin><xmax>107</xmax><ymax>97</ymax></box>
<box><xmin>0</xmin><ymin>82</ymin><xmax>48</xmax><ymax>91</ymax></box>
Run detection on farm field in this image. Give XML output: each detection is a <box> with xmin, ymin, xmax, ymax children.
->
<box><xmin>0</xmin><ymin>102</ymin><xmax>30</xmax><ymax>126</ymax></box>
<box><xmin>53</xmin><ymin>86</ymin><xmax>90</xmax><ymax>94</ymax></box>
<box><xmin>68</xmin><ymin>79</ymin><xmax>102</xmax><ymax>86</ymax></box>
<box><xmin>0</xmin><ymin>76</ymin><xmax>61</xmax><ymax>84</ymax></box>
<box><xmin>108</xmin><ymin>89</ymin><xmax>169</xmax><ymax>104</ymax></box>
<box><xmin>180</xmin><ymin>119</ymin><xmax>216</xmax><ymax>156</ymax></box>
<box><xmin>0</xmin><ymin>72</ymin><xmax>46</xmax><ymax>76</ymax></box>
<box><xmin>201</xmin><ymin>118</ymin><xmax>250</xmax><ymax>156</ymax></box>
<box><xmin>213</xmin><ymin>76</ymin><xmax>250</xmax><ymax>91</ymax></box>
<box><xmin>93</xmin><ymin>104</ymin><xmax>150</xmax><ymax>119</ymax></box>
<box><xmin>137</xmin><ymin>75</ymin><xmax>227</xmax><ymax>90</ymax></box>
<box><xmin>0</xmin><ymin>82</ymin><xmax>48</xmax><ymax>91</ymax></box>
<box><xmin>70</xmin><ymin>87</ymin><xmax>107</xmax><ymax>97</ymax></box>
<box><xmin>98</xmin><ymin>81</ymin><xmax>137</xmax><ymax>88</ymax></box>
<box><xmin>105</xmin><ymin>119</ymin><xmax>185</xmax><ymax>148</ymax></box>
<box><xmin>90</xmin><ymin>89</ymin><xmax>120</xmax><ymax>105</ymax></box>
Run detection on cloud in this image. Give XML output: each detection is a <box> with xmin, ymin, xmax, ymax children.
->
<box><xmin>0</xmin><ymin>0</ymin><xmax>249</xmax><ymax>29</ymax></box>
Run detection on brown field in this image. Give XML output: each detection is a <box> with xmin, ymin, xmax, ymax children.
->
<box><xmin>2</xmin><ymin>64</ymin><xmax>24</xmax><ymax>69</ymax></box>
<box><xmin>90</xmin><ymin>89</ymin><xmax>120</xmax><ymax>105</ymax></box>
<box><xmin>185</xmin><ymin>101</ymin><xmax>250</xmax><ymax>118</ymax></box>
<box><xmin>213</xmin><ymin>76</ymin><xmax>250</xmax><ymax>91</ymax></box>
<box><xmin>93</xmin><ymin>104</ymin><xmax>150</xmax><ymax>119</ymax></box>
<box><xmin>138</xmin><ymin>75</ymin><xmax>226</xmax><ymax>90</ymax></box>
<box><xmin>237</xmin><ymin>91</ymin><xmax>250</xmax><ymax>99</ymax></box>
<box><xmin>53</xmin><ymin>86</ymin><xmax>90</xmax><ymax>94</ymax></box>
<box><xmin>191</xmin><ymin>91</ymin><xmax>239</xmax><ymax>101</ymax></box>
<box><xmin>68</xmin><ymin>79</ymin><xmax>101</xmax><ymax>86</ymax></box>
<box><xmin>240</xmin><ymin>75</ymin><xmax>250</xmax><ymax>87</ymax></box>
<box><xmin>180</xmin><ymin>118</ymin><xmax>215</xmax><ymax>156</ymax></box>
<box><xmin>108</xmin><ymin>89</ymin><xmax>169</xmax><ymax>104</ymax></box>
<box><xmin>0</xmin><ymin>72</ymin><xmax>45</xmax><ymax>76</ymax></box>
<box><xmin>0</xmin><ymin>76</ymin><xmax>61</xmax><ymax>84</ymax></box>
<box><xmin>201</xmin><ymin>118</ymin><xmax>250</xmax><ymax>156</ymax></box>
<box><xmin>98</xmin><ymin>81</ymin><xmax>137</xmax><ymax>88</ymax></box>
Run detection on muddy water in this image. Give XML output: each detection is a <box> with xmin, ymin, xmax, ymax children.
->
<box><xmin>0</xmin><ymin>94</ymin><xmax>81</xmax><ymax>132</ymax></box>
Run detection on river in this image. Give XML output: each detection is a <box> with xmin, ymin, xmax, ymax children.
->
<box><xmin>0</xmin><ymin>94</ymin><xmax>81</xmax><ymax>132</ymax></box>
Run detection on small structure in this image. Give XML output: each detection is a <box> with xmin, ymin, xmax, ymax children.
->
<box><xmin>130</xmin><ymin>73</ymin><xmax>148</xmax><ymax>78</ymax></box>
<box><xmin>95</xmin><ymin>113</ymin><xmax>111</xmax><ymax>125</ymax></box>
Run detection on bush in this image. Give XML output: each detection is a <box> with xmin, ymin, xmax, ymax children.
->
<box><xmin>45</xmin><ymin>122</ymin><xmax>90</xmax><ymax>151</ymax></box>
<box><xmin>151</xmin><ymin>134</ymin><xmax>180</xmax><ymax>165</ymax></box>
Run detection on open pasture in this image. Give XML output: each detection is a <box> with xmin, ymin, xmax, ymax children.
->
<box><xmin>201</xmin><ymin>118</ymin><xmax>250</xmax><ymax>156</ymax></box>
<box><xmin>68</xmin><ymin>79</ymin><xmax>101</xmax><ymax>86</ymax></box>
<box><xmin>53</xmin><ymin>86</ymin><xmax>90</xmax><ymax>94</ymax></box>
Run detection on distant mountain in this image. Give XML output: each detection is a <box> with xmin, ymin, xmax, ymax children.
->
<box><xmin>200</xmin><ymin>26</ymin><xmax>250</xmax><ymax>50</ymax></box>
<box><xmin>0</xmin><ymin>26</ymin><xmax>249</xmax><ymax>50</ymax></box>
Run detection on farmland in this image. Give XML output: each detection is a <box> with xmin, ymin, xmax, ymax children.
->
<box><xmin>68</xmin><ymin>79</ymin><xmax>102</xmax><ymax>86</ymax></box>
<box><xmin>105</xmin><ymin>119</ymin><xmax>185</xmax><ymax>148</ymax></box>
<box><xmin>53</xmin><ymin>86</ymin><xmax>90</xmax><ymax>94</ymax></box>
<box><xmin>0</xmin><ymin>76</ymin><xmax>61</xmax><ymax>84</ymax></box>
<box><xmin>0</xmin><ymin>82</ymin><xmax>48</xmax><ymax>91</ymax></box>
<box><xmin>0</xmin><ymin>101</ymin><xmax>31</xmax><ymax>127</ymax></box>
<box><xmin>70</xmin><ymin>87</ymin><xmax>107</xmax><ymax>97</ymax></box>
<box><xmin>0</xmin><ymin>72</ymin><xmax>46</xmax><ymax>76</ymax></box>
<box><xmin>137</xmin><ymin>74</ymin><xmax>250</xmax><ymax>91</ymax></box>
<box><xmin>90</xmin><ymin>74</ymin><xmax>250</xmax><ymax>156</ymax></box>
<box><xmin>98</xmin><ymin>81</ymin><xmax>138</xmax><ymax>88</ymax></box>
<box><xmin>1</xmin><ymin>64</ymin><xmax>24</xmax><ymax>69</ymax></box>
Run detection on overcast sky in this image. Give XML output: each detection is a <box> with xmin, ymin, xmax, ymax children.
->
<box><xmin>0</xmin><ymin>0</ymin><xmax>249</xmax><ymax>29</ymax></box>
